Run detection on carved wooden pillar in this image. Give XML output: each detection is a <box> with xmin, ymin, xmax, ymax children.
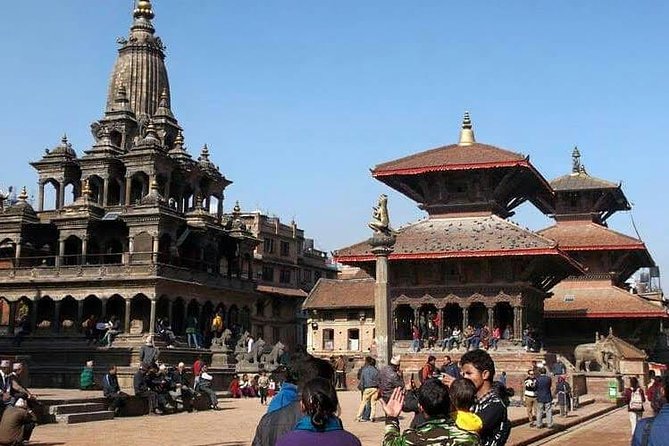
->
<box><xmin>53</xmin><ymin>300</ymin><xmax>61</xmax><ymax>333</ymax></box>
<box><xmin>513</xmin><ymin>305</ymin><xmax>522</xmax><ymax>340</ymax></box>
<box><xmin>462</xmin><ymin>305</ymin><xmax>469</xmax><ymax>330</ymax></box>
<box><xmin>487</xmin><ymin>304</ymin><xmax>495</xmax><ymax>329</ymax></box>
<box><xmin>437</xmin><ymin>306</ymin><xmax>445</xmax><ymax>341</ymax></box>
<box><xmin>412</xmin><ymin>306</ymin><xmax>420</xmax><ymax>329</ymax></box>
<box><xmin>124</xmin><ymin>298</ymin><xmax>131</xmax><ymax>333</ymax></box>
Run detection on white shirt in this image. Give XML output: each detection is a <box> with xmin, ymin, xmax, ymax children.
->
<box><xmin>247</xmin><ymin>338</ymin><xmax>254</xmax><ymax>353</ymax></box>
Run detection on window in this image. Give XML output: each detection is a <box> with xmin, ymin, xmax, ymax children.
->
<box><xmin>347</xmin><ymin>311</ymin><xmax>362</xmax><ymax>321</ymax></box>
<box><xmin>264</xmin><ymin>238</ymin><xmax>275</xmax><ymax>254</ymax></box>
<box><xmin>348</xmin><ymin>329</ymin><xmax>360</xmax><ymax>351</ymax></box>
<box><xmin>279</xmin><ymin>269</ymin><xmax>291</xmax><ymax>284</ymax></box>
<box><xmin>280</xmin><ymin>241</ymin><xmax>290</xmax><ymax>257</ymax></box>
<box><xmin>262</xmin><ymin>266</ymin><xmax>274</xmax><ymax>282</ymax></box>
<box><xmin>302</xmin><ymin>269</ymin><xmax>312</xmax><ymax>283</ymax></box>
<box><xmin>564</xmin><ymin>294</ymin><xmax>575</xmax><ymax>302</ymax></box>
<box><xmin>323</xmin><ymin>329</ymin><xmax>334</xmax><ymax>351</ymax></box>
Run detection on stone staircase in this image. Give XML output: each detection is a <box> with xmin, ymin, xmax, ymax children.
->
<box><xmin>49</xmin><ymin>402</ymin><xmax>114</xmax><ymax>424</ymax></box>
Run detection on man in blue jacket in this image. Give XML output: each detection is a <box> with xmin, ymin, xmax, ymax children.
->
<box><xmin>632</xmin><ymin>373</ymin><xmax>669</xmax><ymax>446</ymax></box>
<box><xmin>534</xmin><ymin>367</ymin><xmax>553</xmax><ymax>429</ymax></box>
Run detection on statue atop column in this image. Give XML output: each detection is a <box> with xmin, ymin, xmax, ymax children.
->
<box><xmin>0</xmin><ymin>186</ymin><xmax>13</xmax><ymax>212</ymax></box>
<box><xmin>369</xmin><ymin>194</ymin><xmax>396</xmax><ymax>249</ymax></box>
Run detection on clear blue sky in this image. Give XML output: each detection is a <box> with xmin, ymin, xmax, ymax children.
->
<box><xmin>1</xmin><ymin>1</ymin><xmax>667</xmax><ymax>277</ymax></box>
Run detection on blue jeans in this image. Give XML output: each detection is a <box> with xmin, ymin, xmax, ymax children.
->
<box><xmin>411</xmin><ymin>339</ymin><xmax>420</xmax><ymax>352</ymax></box>
<box><xmin>468</xmin><ymin>337</ymin><xmax>480</xmax><ymax>350</ymax></box>
<box><xmin>445</xmin><ymin>337</ymin><xmax>460</xmax><ymax>350</ymax></box>
<box><xmin>535</xmin><ymin>401</ymin><xmax>553</xmax><ymax>428</ymax></box>
<box><xmin>490</xmin><ymin>338</ymin><xmax>499</xmax><ymax>350</ymax></box>
<box><xmin>187</xmin><ymin>333</ymin><xmax>199</xmax><ymax>348</ymax></box>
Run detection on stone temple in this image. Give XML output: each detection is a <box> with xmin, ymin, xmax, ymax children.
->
<box><xmin>0</xmin><ymin>0</ymin><xmax>334</xmax><ymax>386</ymax></box>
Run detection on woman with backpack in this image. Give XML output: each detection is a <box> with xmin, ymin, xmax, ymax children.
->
<box><xmin>556</xmin><ymin>376</ymin><xmax>572</xmax><ymax>417</ymax></box>
<box><xmin>624</xmin><ymin>376</ymin><xmax>646</xmax><ymax>435</ymax></box>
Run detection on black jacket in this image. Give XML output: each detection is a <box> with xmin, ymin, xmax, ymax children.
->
<box><xmin>252</xmin><ymin>400</ymin><xmax>302</xmax><ymax>446</ymax></box>
<box><xmin>102</xmin><ymin>373</ymin><xmax>120</xmax><ymax>397</ymax></box>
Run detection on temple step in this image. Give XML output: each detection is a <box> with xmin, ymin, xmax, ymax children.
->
<box><xmin>54</xmin><ymin>410</ymin><xmax>114</xmax><ymax>424</ymax></box>
<box><xmin>49</xmin><ymin>402</ymin><xmax>107</xmax><ymax>415</ymax></box>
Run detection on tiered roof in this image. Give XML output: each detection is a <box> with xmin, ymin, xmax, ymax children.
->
<box><xmin>546</xmin><ymin>279</ymin><xmax>666</xmax><ymax>319</ymax></box>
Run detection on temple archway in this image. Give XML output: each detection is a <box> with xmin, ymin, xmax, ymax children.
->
<box><xmin>156</xmin><ymin>296</ymin><xmax>170</xmax><ymax>323</ymax></box>
<box><xmin>129</xmin><ymin>172</ymin><xmax>149</xmax><ymax>204</ymax></box>
<box><xmin>393</xmin><ymin>305</ymin><xmax>413</xmax><ymax>340</ymax></box>
<box><xmin>36</xmin><ymin>296</ymin><xmax>55</xmax><ymax>327</ymax></box>
<box><xmin>107</xmin><ymin>294</ymin><xmax>126</xmax><ymax>322</ymax></box>
<box><xmin>130</xmin><ymin>294</ymin><xmax>151</xmax><ymax>333</ymax></box>
<box><xmin>60</xmin><ymin>296</ymin><xmax>78</xmax><ymax>326</ymax></box>
<box><xmin>43</xmin><ymin>179</ymin><xmax>59</xmax><ymax>210</ymax></box>
<box><xmin>227</xmin><ymin>305</ymin><xmax>239</xmax><ymax>334</ymax></box>
<box><xmin>468</xmin><ymin>302</ymin><xmax>487</xmax><ymax>328</ymax></box>
<box><xmin>495</xmin><ymin>302</ymin><xmax>514</xmax><ymax>335</ymax></box>
<box><xmin>82</xmin><ymin>295</ymin><xmax>102</xmax><ymax>320</ymax></box>
<box><xmin>63</xmin><ymin>183</ymin><xmax>76</xmax><ymax>206</ymax></box>
<box><xmin>443</xmin><ymin>303</ymin><xmax>463</xmax><ymax>330</ymax></box>
<box><xmin>63</xmin><ymin>235</ymin><xmax>82</xmax><ymax>266</ymax></box>
<box><xmin>172</xmin><ymin>298</ymin><xmax>185</xmax><ymax>334</ymax></box>
<box><xmin>88</xmin><ymin>175</ymin><xmax>104</xmax><ymax>205</ymax></box>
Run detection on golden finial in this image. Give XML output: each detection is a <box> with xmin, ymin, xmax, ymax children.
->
<box><xmin>18</xmin><ymin>186</ymin><xmax>28</xmax><ymax>202</ymax></box>
<box><xmin>458</xmin><ymin>111</ymin><xmax>476</xmax><ymax>146</ymax></box>
<box><xmin>134</xmin><ymin>0</ymin><xmax>155</xmax><ymax>20</ymax></box>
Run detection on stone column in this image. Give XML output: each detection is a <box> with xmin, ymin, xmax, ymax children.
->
<box><xmin>57</xmin><ymin>182</ymin><xmax>65</xmax><ymax>209</ymax></box>
<box><xmin>369</xmin><ymin>233</ymin><xmax>396</xmax><ymax>368</ymax></box>
<box><xmin>124</xmin><ymin>299</ymin><xmax>131</xmax><ymax>333</ymax></box>
<box><xmin>56</xmin><ymin>238</ymin><xmax>65</xmax><ymax>267</ymax></box>
<box><xmin>102</xmin><ymin>177</ymin><xmax>109</xmax><ymax>206</ymax></box>
<box><xmin>217</xmin><ymin>198</ymin><xmax>223</xmax><ymax>220</ymax></box>
<box><xmin>101</xmin><ymin>298</ymin><xmax>108</xmax><ymax>320</ymax></box>
<box><xmin>513</xmin><ymin>306</ymin><xmax>521</xmax><ymax>340</ymax></box>
<box><xmin>149</xmin><ymin>298</ymin><xmax>157</xmax><ymax>336</ymax></box>
<box><xmin>462</xmin><ymin>305</ymin><xmax>469</xmax><ymax>330</ymax></box>
<box><xmin>152</xmin><ymin>236</ymin><xmax>159</xmax><ymax>264</ymax></box>
<box><xmin>53</xmin><ymin>300</ymin><xmax>61</xmax><ymax>333</ymax></box>
<box><xmin>15</xmin><ymin>239</ymin><xmax>22</xmax><ymax>268</ymax></box>
<box><xmin>124</xmin><ymin>177</ymin><xmax>132</xmax><ymax>205</ymax></box>
<box><xmin>37</xmin><ymin>182</ymin><xmax>44</xmax><ymax>212</ymax></box>
<box><xmin>81</xmin><ymin>236</ymin><xmax>88</xmax><ymax>265</ymax></box>
<box><xmin>30</xmin><ymin>299</ymin><xmax>38</xmax><ymax>331</ymax></box>
<box><xmin>77</xmin><ymin>300</ymin><xmax>84</xmax><ymax>326</ymax></box>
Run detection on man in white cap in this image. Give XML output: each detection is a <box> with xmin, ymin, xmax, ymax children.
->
<box><xmin>0</xmin><ymin>397</ymin><xmax>36</xmax><ymax>445</ymax></box>
<box><xmin>379</xmin><ymin>355</ymin><xmax>405</xmax><ymax>403</ymax></box>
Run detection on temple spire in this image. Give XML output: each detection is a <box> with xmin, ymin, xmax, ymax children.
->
<box><xmin>458</xmin><ymin>111</ymin><xmax>476</xmax><ymax>146</ymax></box>
<box><xmin>572</xmin><ymin>146</ymin><xmax>581</xmax><ymax>174</ymax></box>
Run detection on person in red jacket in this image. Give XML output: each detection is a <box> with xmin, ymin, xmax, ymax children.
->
<box><xmin>192</xmin><ymin>355</ymin><xmax>205</xmax><ymax>377</ymax></box>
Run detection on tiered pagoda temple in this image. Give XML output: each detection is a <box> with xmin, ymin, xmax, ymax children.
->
<box><xmin>0</xmin><ymin>0</ymin><xmax>305</xmax><ymax>379</ymax></box>
<box><xmin>305</xmin><ymin>114</ymin><xmax>583</xmax><ymax>355</ymax></box>
<box><xmin>539</xmin><ymin>148</ymin><xmax>664</xmax><ymax>352</ymax></box>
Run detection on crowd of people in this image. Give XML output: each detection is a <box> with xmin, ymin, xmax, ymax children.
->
<box><xmin>624</xmin><ymin>370</ymin><xmax>669</xmax><ymax>446</ymax></box>
<box><xmin>409</xmin><ymin>323</ymin><xmax>518</xmax><ymax>354</ymax></box>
